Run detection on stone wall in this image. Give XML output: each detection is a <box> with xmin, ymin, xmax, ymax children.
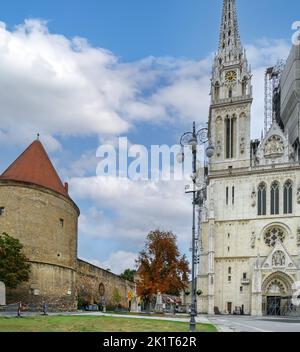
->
<box><xmin>6</xmin><ymin>262</ymin><xmax>77</xmax><ymax>311</ymax></box>
<box><xmin>0</xmin><ymin>180</ymin><xmax>136</xmax><ymax>312</ymax></box>
<box><xmin>0</xmin><ymin>181</ymin><xmax>79</xmax><ymax>269</ymax></box>
<box><xmin>77</xmin><ymin>259</ymin><xmax>136</xmax><ymax>309</ymax></box>
<box><xmin>0</xmin><ymin>181</ymin><xmax>79</xmax><ymax>311</ymax></box>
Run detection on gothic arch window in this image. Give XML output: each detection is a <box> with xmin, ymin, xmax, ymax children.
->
<box><xmin>214</xmin><ymin>82</ymin><xmax>220</xmax><ymax>100</ymax></box>
<box><xmin>258</xmin><ymin>183</ymin><xmax>267</xmax><ymax>216</ymax></box>
<box><xmin>228</xmin><ymin>87</ymin><xmax>232</xmax><ymax>98</ymax></box>
<box><xmin>225</xmin><ymin>115</ymin><xmax>236</xmax><ymax>159</ymax></box>
<box><xmin>99</xmin><ymin>283</ymin><xmax>105</xmax><ymax>296</ymax></box>
<box><xmin>264</xmin><ymin>227</ymin><xmax>286</xmax><ymax>247</ymax></box>
<box><xmin>271</xmin><ymin>181</ymin><xmax>280</xmax><ymax>215</ymax></box>
<box><xmin>284</xmin><ymin>180</ymin><xmax>293</xmax><ymax>214</ymax></box>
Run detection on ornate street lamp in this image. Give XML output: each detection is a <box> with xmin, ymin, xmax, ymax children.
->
<box><xmin>178</xmin><ymin>121</ymin><xmax>214</xmax><ymax>333</ymax></box>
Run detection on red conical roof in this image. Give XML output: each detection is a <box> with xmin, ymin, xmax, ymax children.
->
<box><xmin>0</xmin><ymin>140</ymin><xmax>69</xmax><ymax>198</ymax></box>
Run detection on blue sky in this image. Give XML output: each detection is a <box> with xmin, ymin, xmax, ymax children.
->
<box><xmin>0</xmin><ymin>0</ymin><xmax>299</xmax><ymax>273</ymax></box>
<box><xmin>1</xmin><ymin>0</ymin><xmax>298</xmax><ymax>59</ymax></box>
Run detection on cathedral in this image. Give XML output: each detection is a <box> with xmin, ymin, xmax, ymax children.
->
<box><xmin>198</xmin><ymin>0</ymin><xmax>300</xmax><ymax>316</ymax></box>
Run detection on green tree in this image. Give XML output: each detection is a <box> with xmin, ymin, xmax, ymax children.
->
<box><xmin>119</xmin><ymin>269</ymin><xmax>136</xmax><ymax>282</ymax></box>
<box><xmin>112</xmin><ymin>287</ymin><xmax>122</xmax><ymax>307</ymax></box>
<box><xmin>0</xmin><ymin>233</ymin><xmax>31</xmax><ymax>289</ymax></box>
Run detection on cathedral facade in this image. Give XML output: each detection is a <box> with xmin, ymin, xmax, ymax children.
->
<box><xmin>198</xmin><ymin>0</ymin><xmax>300</xmax><ymax>316</ymax></box>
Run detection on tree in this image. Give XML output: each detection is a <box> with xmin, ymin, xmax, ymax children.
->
<box><xmin>112</xmin><ymin>287</ymin><xmax>122</xmax><ymax>308</ymax></box>
<box><xmin>0</xmin><ymin>233</ymin><xmax>31</xmax><ymax>289</ymax></box>
<box><xmin>119</xmin><ymin>269</ymin><xmax>136</xmax><ymax>283</ymax></box>
<box><xmin>136</xmin><ymin>230</ymin><xmax>189</xmax><ymax>300</ymax></box>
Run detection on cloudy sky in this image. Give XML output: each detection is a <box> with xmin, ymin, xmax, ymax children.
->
<box><xmin>0</xmin><ymin>0</ymin><xmax>298</xmax><ymax>274</ymax></box>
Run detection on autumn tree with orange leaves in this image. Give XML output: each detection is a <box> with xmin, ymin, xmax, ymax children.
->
<box><xmin>136</xmin><ymin>230</ymin><xmax>190</xmax><ymax>300</ymax></box>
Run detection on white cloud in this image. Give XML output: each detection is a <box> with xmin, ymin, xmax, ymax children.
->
<box><xmin>82</xmin><ymin>251</ymin><xmax>138</xmax><ymax>275</ymax></box>
<box><xmin>0</xmin><ymin>19</ymin><xmax>290</xmax><ymax>151</ymax></box>
<box><xmin>69</xmin><ymin>176</ymin><xmax>192</xmax><ymax>248</ymax></box>
<box><xmin>0</xmin><ymin>19</ymin><xmax>212</xmax><ymax>151</ymax></box>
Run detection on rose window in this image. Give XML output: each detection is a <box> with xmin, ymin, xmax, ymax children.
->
<box><xmin>264</xmin><ymin>227</ymin><xmax>286</xmax><ymax>247</ymax></box>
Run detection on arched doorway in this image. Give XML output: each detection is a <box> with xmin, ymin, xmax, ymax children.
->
<box><xmin>262</xmin><ymin>272</ymin><xmax>294</xmax><ymax>316</ymax></box>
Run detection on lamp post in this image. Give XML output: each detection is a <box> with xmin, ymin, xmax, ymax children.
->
<box><xmin>178</xmin><ymin>122</ymin><xmax>214</xmax><ymax>333</ymax></box>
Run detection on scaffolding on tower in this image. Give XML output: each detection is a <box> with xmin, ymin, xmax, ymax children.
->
<box><xmin>264</xmin><ymin>60</ymin><xmax>285</xmax><ymax>135</ymax></box>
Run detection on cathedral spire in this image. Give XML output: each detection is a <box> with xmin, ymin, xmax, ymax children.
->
<box><xmin>209</xmin><ymin>0</ymin><xmax>253</xmax><ymax>171</ymax></box>
<box><xmin>219</xmin><ymin>0</ymin><xmax>241</xmax><ymax>53</ymax></box>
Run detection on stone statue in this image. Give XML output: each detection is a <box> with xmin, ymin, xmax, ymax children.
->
<box><xmin>272</xmin><ymin>251</ymin><xmax>286</xmax><ymax>267</ymax></box>
<box><xmin>202</xmin><ymin>204</ymin><xmax>208</xmax><ymax>222</ymax></box>
<box><xmin>240</xmin><ymin>137</ymin><xmax>245</xmax><ymax>154</ymax></box>
<box><xmin>255</xmin><ymin>253</ymin><xmax>261</xmax><ymax>269</ymax></box>
<box><xmin>216</xmin><ymin>140</ymin><xmax>222</xmax><ymax>157</ymax></box>
<box><xmin>250</xmin><ymin>232</ymin><xmax>256</xmax><ymax>249</ymax></box>
<box><xmin>297</xmin><ymin>187</ymin><xmax>300</xmax><ymax>204</ymax></box>
<box><xmin>251</xmin><ymin>189</ymin><xmax>256</xmax><ymax>207</ymax></box>
<box><xmin>297</xmin><ymin>224</ymin><xmax>300</xmax><ymax>247</ymax></box>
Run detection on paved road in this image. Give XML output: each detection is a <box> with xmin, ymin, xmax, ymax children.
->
<box><xmin>208</xmin><ymin>315</ymin><xmax>300</xmax><ymax>332</ymax></box>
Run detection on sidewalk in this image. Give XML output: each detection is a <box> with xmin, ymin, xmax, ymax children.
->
<box><xmin>65</xmin><ymin>311</ymin><xmax>212</xmax><ymax>325</ymax></box>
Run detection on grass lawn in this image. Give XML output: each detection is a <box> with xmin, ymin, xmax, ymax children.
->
<box><xmin>0</xmin><ymin>315</ymin><xmax>217</xmax><ymax>332</ymax></box>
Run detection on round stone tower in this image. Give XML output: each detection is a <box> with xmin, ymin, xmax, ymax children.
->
<box><xmin>0</xmin><ymin>140</ymin><xmax>80</xmax><ymax>311</ymax></box>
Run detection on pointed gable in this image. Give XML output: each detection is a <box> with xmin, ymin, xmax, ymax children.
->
<box><xmin>256</xmin><ymin>121</ymin><xmax>295</xmax><ymax>165</ymax></box>
<box><xmin>261</xmin><ymin>240</ymin><xmax>297</xmax><ymax>271</ymax></box>
<box><xmin>0</xmin><ymin>140</ymin><xmax>69</xmax><ymax>198</ymax></box>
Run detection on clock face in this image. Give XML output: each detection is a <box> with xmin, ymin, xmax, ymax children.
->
<box><xmin>225</xmin><ymin>70</ymin><xmax>237</xmax><ymax>83</ymax></box>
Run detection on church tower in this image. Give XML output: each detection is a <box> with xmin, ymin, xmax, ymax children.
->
<box><xmin>199</xmin><ymin>0</ymin><xmax>300</xmax><ymax>317</ymax></box>
<box><xmin>209</xmin><ymin>0</ymin><xmax>253</xmax><ymax>171</ymax></box>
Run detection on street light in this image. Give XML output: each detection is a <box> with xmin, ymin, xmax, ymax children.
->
<box><xmin>178</xmin><ymin>121</ymin><xmax>214</xmax><ymax>333</ymax></box>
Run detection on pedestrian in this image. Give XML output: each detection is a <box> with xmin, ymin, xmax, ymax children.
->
<box><xmin>17</xmin><ymin>302</ymin><xmax>22</xmax><ymax>318</ymax></box>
